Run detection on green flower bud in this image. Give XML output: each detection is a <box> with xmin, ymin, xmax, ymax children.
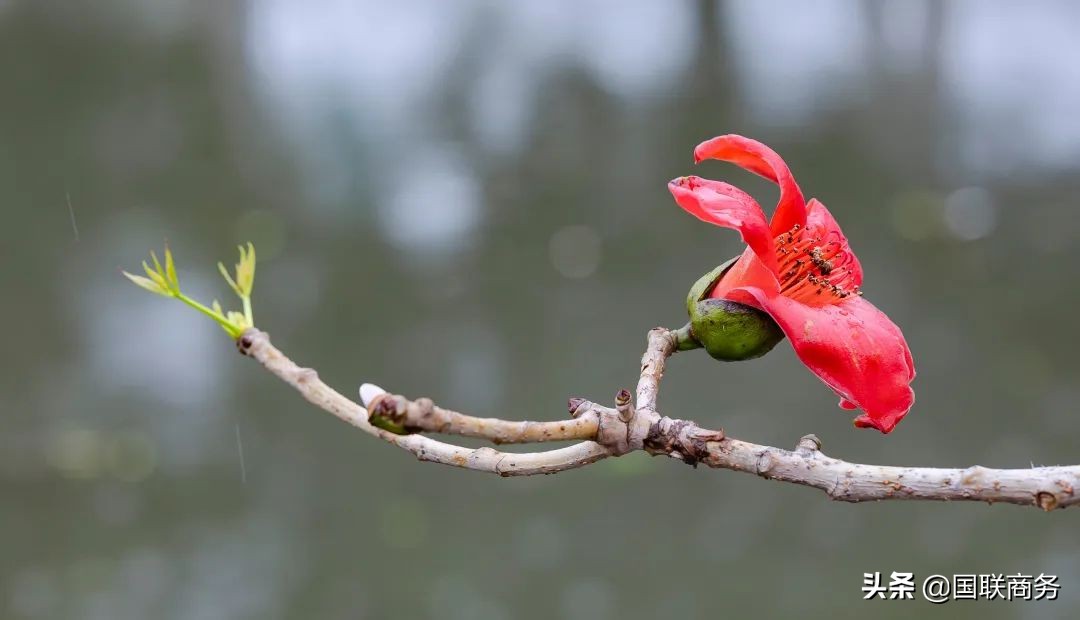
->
<box><xmin>685</xmin><ymin>258</ymin><xmax>784</xmax><ymax>361</ymax></box>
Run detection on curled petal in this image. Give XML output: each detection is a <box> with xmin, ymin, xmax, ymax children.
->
<box><xmin>804</xmin><ymin>199</ymin><xmax>863</xmax><ymax>289</ymax></box>
<box><xmin>724</xmin><ymin>288</ymin><xmax>915</xmax><ymax>433</ymax></box>
<box><xmin>694</xmin><ymin>134</ymin><xmax>806</xmax><ymax>236</ymax></box>
<box><xmin>708</xmin><ymin>246</ymin><xmax>780</xmax><ymax>299</ymax></box>
<box><xmin>669</xmin><ymin>176</ymin><xmax>778</xmax><ymax>274</ymax></box>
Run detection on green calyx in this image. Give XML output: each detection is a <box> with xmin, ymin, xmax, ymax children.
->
<box><xmin>684</xmin><ymin>257</ymin><xmax>785</xmax><ymax>362</ymax></box>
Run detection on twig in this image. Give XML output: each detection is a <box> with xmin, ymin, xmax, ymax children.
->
<box><xmin>645</xmin><ymin>420</ymin><xmax>1080</xmax><ymax>509</ymax></box>
<box><xmin>236</xmin><ymin>327</ymin><xmax>1080</xmax><ymax>510</ymax></box>
<box><xmin>362</xmin><ymin>392</ymin><xmax>599</xmax><ymax>444</ymax></box>
<box><xmin>636</xmin><ymin>328</ymin><xmax>677</xmax><ymax>415</ymax></box>
<box><xmin>238</xmin><ymin>329</ymin><xmax>610</xmax><ymax>476</ymax></box>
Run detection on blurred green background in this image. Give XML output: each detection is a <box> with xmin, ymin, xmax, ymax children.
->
<box><xmin>3</xmin><ymin>1</ymin><xmax>1079</xmax><ymax>618</ymax></box>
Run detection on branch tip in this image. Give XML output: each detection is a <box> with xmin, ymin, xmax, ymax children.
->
<box><xmin>567</xmin><ymin>397</ymin><xmax>588</xmax><ymax>417</ymax></box>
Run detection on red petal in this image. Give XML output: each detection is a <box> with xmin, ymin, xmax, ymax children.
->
<box><xmin>693</xmin><ymin>135</ymin><xmax>806</xmax><ymax>236</ymax></box>
<box><xmin>668</xmin><ymin>176</ymin><xmax>778</xmax><ymax>274</ymax></box>
<box><xmin>708</xmin><ymin>246</ymin><xmax>779</xmax><ymax>299</ymax></box>
<box><xmin>724</xmin><ymin>288</ymin><xmax>915</xmax><ymax>433</ymax></box>
<box><xmin>805</xmin><ymin>199</ymin><xmax>863</xmax><ymax>289</ymax></box>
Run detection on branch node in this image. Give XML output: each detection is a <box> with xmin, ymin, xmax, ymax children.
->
<box><xmin>615</xmin><ymin>389</ymin><xmax>635</xmax><ymax>423</ymax></box>
<box><xmin>595</xmin><ymin>410</ymin><xmax>632</xmax><ymax>456</ymax></box>
<box><xmin>755</xmin><ymin>451</ymin><xmax>777</xmax><ymax>476</ymax></box>
<box><xmin>568</xmin><ymin>397</ymin><xmax>589</xmax><ymax>418</ymax></box>
<box><xmin>413</xmin><ymin>397</ymin><xmax>435</xmax><ymax>421</ymax></box>
<box><xmin>1036</xmin><ymin>491</ymin><xmax>1059</xmax><ymax>512</ymax></box>
<box><xmin>367</xmin><ymin>394</ymin><xmax>410</xmax><ymax>435</ymax></box>
<box><xmin>237</xmin><ymin>331</ymin><xmax>256</xmax><ymax>356</ymax></box>
<box><xmin>795</xmin><ymin>434</ymin><xmax>822</xmax><ymax>454</ymax></box>
<box><xmin>642</xmin><ymin>417</ymin><xmax>722</xmax><ymax>467</ymax></box>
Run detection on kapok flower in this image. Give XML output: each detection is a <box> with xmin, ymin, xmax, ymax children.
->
<box><xmin>669</xmin><ymin>135</ymin><xmax>915</xmax><ymax>433</ymax></box>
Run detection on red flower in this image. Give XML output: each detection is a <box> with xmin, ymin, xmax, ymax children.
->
<box><xmin>668</xmin><ymin>135</ymin><xmax>915</xmax><ymax>433</ymax></box>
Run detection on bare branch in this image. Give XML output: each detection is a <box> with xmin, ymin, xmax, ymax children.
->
<box><xmin>237</xmin><ymin>327</ymin><xmax>1080</xmax><ymax>510</ymax></box>
<box><xmin>635</xmin><ymin>327</ymin><xmax>677</xmax><ymax>416</ymax></box>
<box><xmin>238</xmin><ymin>329</ymin><xmax>610</xmax><ymax>476</ymax></box>
<box><xmin>363</xmin><ymin>392</ymin><xmax>599</xmax><ymax>444</ymax></box>
<box><xmin>645</xmin><ymin>417</ymin><xmax>1080</xmax><ymax>510</ymax></box>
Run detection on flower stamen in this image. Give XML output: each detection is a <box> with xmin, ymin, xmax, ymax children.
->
<box><xmin>773</xmin><ymin>225</ymin><xmax>856</xmax><ymax>305</ymax></box>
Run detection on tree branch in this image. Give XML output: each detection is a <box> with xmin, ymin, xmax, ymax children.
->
<box><xmin>237</xmin><ymin>327</ymin><xmax>1080</xmax><ymax>510</ymax></box>
<box><xmin>238</xmin><ymin>329</ymin><xmax>610</xmax><ymax>476</ymax></box>
<box><xmin>362</xmin><ymin>392</ymin><xmax>600</xmax><ymax>443</ymax></box>
<box><xmin>644</xmin><ymin>420</ymin><xmax>1080</xmax><ymax>510</ymax></box>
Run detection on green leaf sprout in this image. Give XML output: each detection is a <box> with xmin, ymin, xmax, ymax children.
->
<box><xmin>123</xmin><ymin>243</ymin><xmax>257</xmax><ymax>340</ymax></box>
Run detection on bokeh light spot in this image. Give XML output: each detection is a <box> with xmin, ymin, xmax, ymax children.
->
<box><xmin>943</xmin><ymin>186</ymin><xmax>997</xmax><ymax>241</ymax></box>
